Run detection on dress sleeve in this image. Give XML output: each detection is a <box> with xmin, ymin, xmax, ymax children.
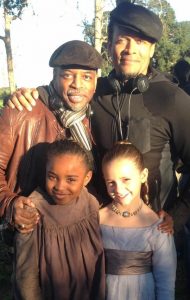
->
<box><xmin>151</xmin><ymin>227</ymin><xmax>177</xmax><ymax>300</ymax></box>
<box><xmin>13</xmin><ymin>228</ymin><xmax>42</xmax><ymax>300</ymax></box>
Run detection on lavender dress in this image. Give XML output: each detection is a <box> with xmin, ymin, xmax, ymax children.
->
<box><xmin>100</xmin><ymin>220</ymin><xmax>176</xmax><ymax>300</ymax></box>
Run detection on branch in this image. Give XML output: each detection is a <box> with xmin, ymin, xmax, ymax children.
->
<box><xmin>0</xmin><ymin>35</ymin><xmax>6</xmax><ymax>42</ymax></box>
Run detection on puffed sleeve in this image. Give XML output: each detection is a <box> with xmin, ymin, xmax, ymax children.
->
<box><xmin>151</xmin><ymin>226</ymin><xmax>177</xmax><ymax>300</ymax></box>
<box><xmin>13</xmin><ymin>227</ymin><xmax>42</xmax><ymax>300</ymax></box>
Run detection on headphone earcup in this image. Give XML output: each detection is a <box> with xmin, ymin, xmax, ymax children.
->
<box><xmin>107</xmin><ymin>73</ymin><xmax>150</xmax><ymax>94</ymax></box>
<box><xmin>107</xmin><ymin>78</ymin><xmax>121</xmax><ymax>94</ymax></box>
<box><xmin>135</xmin><ymin>75</ymin><xmax>150</xmax><ymax>93</ymax></box>
<box><xmin>129</xmin><ymin>75</ymin><xmax>150</xmax><ymax>93</ymax></box>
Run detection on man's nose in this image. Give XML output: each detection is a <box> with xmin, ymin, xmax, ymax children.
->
<box><xmin>123</xmin><ymin>39</ymin><xmax>136</xmax><ymax>54</ymax></box>
<box><xmin>71</xmin><ymin>75</ymin><xmax>82</xmax><ymax>89</ymax></box>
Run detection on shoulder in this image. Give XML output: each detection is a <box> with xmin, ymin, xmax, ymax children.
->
<box><xmin>81</xmin><ymin>187</ymin><xmax>100</xmax><ymax>211</ymax></box>
<box><xmin>29</xmin><ymin>189</ymin><xmax>47</xmax><ymax>207</ymax></box>
<box><xmin>99</xmin><ymin>205</ymin><xmax>112</xmax><ymax>224</ymax></box>
<box><xmin>141</xmin><ymin>204</ymin><xmax>159</xmax><ymax>225</ymax></box>
<box><xmin>149</xmin><ymin>71</ymin><xmax>190</xmax><ymax>101</ymax></box>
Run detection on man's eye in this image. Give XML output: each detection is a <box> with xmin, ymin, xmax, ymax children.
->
<box><xmin>136</xmin><ymin>38</ymin><xmax>143</xmax><ymax>45</ymax></box>
<box><xmin>84</xmin><ymin>75</ymin><xmax>92</xmax><ymax>80</ymax></box>
<box><xmin>61</xmin><ymin>73</ymin><xmax>72</xmax><ymax>79</ymax></box>
<box><xmin>116</xmin><ymin>38</ymin><xmax>125</xmax><ymax>44</ymax></box>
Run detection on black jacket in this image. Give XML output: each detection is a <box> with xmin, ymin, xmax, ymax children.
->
<box><xmin>91</xmin><ymin>69</ymin><xmax>190</xmax><ymax>232</ymax></box>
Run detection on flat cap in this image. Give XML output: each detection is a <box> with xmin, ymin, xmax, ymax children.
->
<box><xmin>110</xmin><ymin>2</ymin><xmax>163</xmax><ymax>43</ymax></box>
<box><xmin>49</xmin><ymin>40</ymin><xmax>103</xmax><ymax>69</ymax></box>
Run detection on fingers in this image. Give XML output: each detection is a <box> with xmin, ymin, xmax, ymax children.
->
<box><xmin>158</xmin><ymin>223</ymin><xmax>174</xmax><ymax>234</ymax></box>
<box><xmin>7</xmin><ymin>99</ymin><xmax>16</xmax><ymax>109</ymax></box>
<box><xmin>15</xmin><ymin>209</ymin><xmax>40</xmax><ymax>233</ymax></box>
<box><xmin>157</xmin><ymin>209</ymin><xmax>165</xmax><ymax>219</ymax></box>
<box><xmin>22</xmin><ymin>197</ymin><xmax>36</xmax><ymax>208</ymax></box>
<box><xmin>31</xmin><ymin>89</ymin><xmax>39</xmax><ymax>101</ymax></box>
<box><xmin>157</xmin><ymin>210</ymin><xmax>174</xmax><ymax>235</ymax></box>
<box><xmin>13</xmin><ymin>196</ymin><xmax>40</xmax><ymax>233</ymax></box>
<box><xmin>7</xmin><ymin>88</ymin><xmax>38</xmax><ymax>111</ymax></box>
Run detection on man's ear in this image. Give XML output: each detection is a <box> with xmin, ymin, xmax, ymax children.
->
<box><xmin>141</xmin><ymin>168</ymin><xmax>148</xmax><ymax>183</ymax></box>
<box><xmin>84</xmin><ymin>170</ymin><xmax>93</xmax><ymax>186</ymax></box>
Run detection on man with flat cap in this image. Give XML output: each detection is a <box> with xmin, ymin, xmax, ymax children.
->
<box><xmin>6</xmin><ymin>2</ymin><xmax>190</xmax><ymax>234</ymax></box>
<box><xmin>92</xmin><ymin>1</ymin><xmax>190</xmax><ymax>234</ymax></box>
<box><xmin>0</xmin><ymin>40</ymin><xmax>103</xmax><ymax>232</ymax></box>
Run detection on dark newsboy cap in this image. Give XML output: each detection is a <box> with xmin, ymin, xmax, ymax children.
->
<box><xmin>49</xmin><ymin>40</ymin><xmax>103</xmax><ymax>69</ymax></box>
<box><xmin>110</xmin><ymin>2</ymin><xmax>163</xmax><ymax>43</ymax></box>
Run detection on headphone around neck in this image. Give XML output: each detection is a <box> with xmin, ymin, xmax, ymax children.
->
<box><xmin>108</xmin><ymin>73</ymin><xmax>150</xmax><ymax>94</ymax></box>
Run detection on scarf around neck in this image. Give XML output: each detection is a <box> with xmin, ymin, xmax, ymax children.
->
<box><xmin>48</xmin><ymin>82</ymin><xmax>92</xmax><ymax>151</ymax></box>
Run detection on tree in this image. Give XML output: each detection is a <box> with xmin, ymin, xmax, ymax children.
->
<box><xmin>94</xmin><ymin>0</ymin><xmax>104</xmax><ymax>53</ymax></box>
<box><xmin>0</xmin><ymin>0</ymin><xmax>28</xmax><ymax>93</ymax></box>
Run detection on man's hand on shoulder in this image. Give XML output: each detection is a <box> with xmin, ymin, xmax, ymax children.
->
<box><xmin>157</xmin><ymin>209</ymin><xmax>174</xmax><ymax>234</ymax></box>
<box><xmin>13</xmin><ymin>196</ymin><xmax>40</xmax><ymax>233</ymax></box>
<box><xmin>7</xmin><ymin>88</ymin><xmax>39</xmax><ymax>111</ymax></box>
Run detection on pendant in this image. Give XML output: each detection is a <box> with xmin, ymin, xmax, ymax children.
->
<box><xmin>122</xmin><ymin>211</ymin><xmax>130</xmax><ymax>217</ymax></box>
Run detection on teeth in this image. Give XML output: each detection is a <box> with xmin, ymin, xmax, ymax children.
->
<box><xmin>69</xmin><ymin>95</ymin><xmax>81</xmax><ymax>98</ymax></box>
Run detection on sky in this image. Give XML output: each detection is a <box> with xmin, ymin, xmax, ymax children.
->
<box><xmin>0</xmin><ymin>0</ymin><xmax>189</xmax><ymax>88</ymax></box>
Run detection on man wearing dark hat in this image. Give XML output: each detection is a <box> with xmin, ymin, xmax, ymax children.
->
<box><xmin>6</xmin><ymin>2</ymin><xmax>190</xmax><ymax>234</ymax></box>
<box><xmin>92</xmin><ymin>1</ymin><xmax>190</xmax><ymax>234</ymax></box>
<box><xmin>0</xmin><ymin>40</ymin><xmax>102</xmax><ymax>232</ymax></box>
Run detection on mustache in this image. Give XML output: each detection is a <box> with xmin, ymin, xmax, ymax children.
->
<box><xmin>67</xmin><ymin>89</ymin><xmax>84</xmax><ymax>95</ymax></box>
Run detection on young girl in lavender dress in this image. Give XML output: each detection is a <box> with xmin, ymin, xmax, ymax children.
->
<box><xmin>13</xmin><ymin>140</ymin><xmax>105</xmax><ymax>300</ymax></box>
<box><xmin>99</xmin><ymin>141</ymin><xmax>176</xmax><ymax>300</ymax></box>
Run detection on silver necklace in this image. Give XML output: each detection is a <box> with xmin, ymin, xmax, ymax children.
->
<box><xmin>111</xmin><ymin>201</ymin><xmax>143</xmax><ymax>218</ymax></box>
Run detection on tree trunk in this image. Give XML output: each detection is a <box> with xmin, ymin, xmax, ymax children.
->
<box><xmin>94</xmin><ymin>0</ymin><xmax>104</xmax><ymax>76</ymax></box>
<box><xmin>4</xmin><ymin>8</ymin><xmax>16</xmax><ymax>93</ymax></box>
<box><xmin>94</xmin><ymin>0</ymin><xmax>104</xmax><ymax>53</ymax></box>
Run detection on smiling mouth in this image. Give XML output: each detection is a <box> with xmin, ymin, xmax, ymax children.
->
<box><xmin>116</xmin><ymin>194</ymin><xmax>129</xmax><ymax>200</ymax></box>
<box><xmin>68</xmin><ymin>95</ymin><xmax>84</xmax><ymax>103</ymax></box>
<box><xmin>120</xmin><ymin>59</ymin><xmax>137</xmax><ymax>64</ymax></box>
<box><xmin>52</xmin><ymin>192</ymin><xmax>70</xmax><ymax>198</ymax></box>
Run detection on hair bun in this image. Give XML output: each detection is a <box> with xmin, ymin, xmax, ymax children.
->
<box><xmin>116</xmin><ymin>140</ymin><xmax>132</xmax><ymax>146</ymax></box>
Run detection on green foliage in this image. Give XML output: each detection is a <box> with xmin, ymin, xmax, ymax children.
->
<box><xmin>0</xmin><ymin>0</ymin><xmax>28</xmax><ymax>18</ymax></box>
<box><xmin>0</xmin><ymin>87</ymin><xmax>10</xmax><ymax>108</ymax></box>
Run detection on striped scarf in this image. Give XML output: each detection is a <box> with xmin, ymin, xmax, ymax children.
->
<box><xmin>48</xmin><ymin>82</ymin><xmax>92</xmax><ymax>151</ymax></box>
<box><xmin>56</xmin><ymin>105</ymin><xmax>92</xmax><ymax>151</ymax></box>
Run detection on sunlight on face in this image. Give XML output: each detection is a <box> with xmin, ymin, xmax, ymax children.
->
<box><xmin>103</xmin><ymin>158</ymin><xmax>148</xmax><ymax>206</ymax></box>
<box><xmin>53</xmin><ymin>68</ymin><xmax>97</xmax><ymax>111</ymax></box>
<box><xmin>109</xmin><ymin>26</ymin><xmax>155</xmax><ymax>78</ymax></box>
<box><xmin>46</xmin><ymin>154</ymin><xmax>92</xmax><ymax>205</ymax></box>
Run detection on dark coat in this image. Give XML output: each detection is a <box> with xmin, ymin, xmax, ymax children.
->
<box><xmin>91</xmin><ymin>69</ymin><xmax>190</xmax><ymax>232</ymax></box>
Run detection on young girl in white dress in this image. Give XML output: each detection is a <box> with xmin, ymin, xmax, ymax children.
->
<box><xmin>99</xmin><ymin>141</ymin><xmax>176</xmax><ymax>300</ymax></box>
